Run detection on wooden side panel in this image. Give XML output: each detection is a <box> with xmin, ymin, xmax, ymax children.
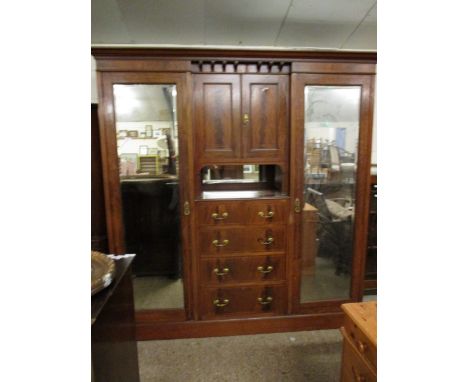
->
<box><xmin>193</xmin><ymin>74</ymin><xmax>241</xmax><ymax>162</ymax></box>
<box><xmin>242</xmin><ymin>75</ymin><xmax>289</xmax><ymax>161</ymax></box>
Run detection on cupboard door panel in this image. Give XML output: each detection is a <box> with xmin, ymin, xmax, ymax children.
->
<box><xmin>199</xmin><ymin>255</ymin><xmax>285</xmax><ymax>285</ymax></box>
<box><xmin>242</xmin><ymin>75</ymin><xmax>289</xmax><ymax>160</ymax></box>
<box><xmin>193</xmin><ymin>74</ymin><xmax>241</xmax><ymax>162</ymax></box>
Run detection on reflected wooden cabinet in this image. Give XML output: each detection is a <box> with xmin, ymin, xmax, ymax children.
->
<box><xmin>193</xmin><ymin>74</ymin><xmax>288</xmax><ymax>164</ymax></box>
<box><xmin>93</xmin><ymin>48</ymin><xmax>375</xmax><ymax>340</ymax></box>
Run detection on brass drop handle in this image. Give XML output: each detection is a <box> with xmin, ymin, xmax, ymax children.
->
<box><xmin>258</xmin><ymin>211</ymin><xmax>274</xmax><ymax>219</ymax></box>
<box><xmin>257</xmin><ymin>296</ymin><xmax>273</xmax><ymax>305</ymax></box>
<box><xmin>243</xmin><ymin>113</ymin><xmax>249</xmax><ymax>125</ymax></box>
<box><xmin>213</xmin><ymin>298</ymin><xmax>229</xmax><ymax>307</ymax></box>
<box><xmin>213</xmin><ymin>267</ymin><xmax>230</xmax><ymax>276</ymax></box>
<box><xmin>211</xmin><ymin>212</ymin><xmax>229</xmax><ymax>220</ymax></box>
<box><xmin>259</xmin><ymin>237</ymin><xmax>274</xmax><ymax>246</ymax></box>
<box><xmin>257</xmin><ymin>265</ymin><xmax>274</xmax><ymax>274</ymax></box>
<box><xmin>357</xmin><ymin>340</ymin><xmax>367</xmax><ymax>353</ymax></box>
<box><xmin>212</xmin><ymin>239</ymin><xmax>229</xmax><ymax>247</ymax></box>
<box><xmin>351</xmin><ymin>366</ymin><xmax>366</xmax><ymax>382</ymax></box>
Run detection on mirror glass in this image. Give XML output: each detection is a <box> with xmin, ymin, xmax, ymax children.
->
<box><xmin>300</xmin><ymin>86</ymin><xmax>361</xmax><ymax>302</ymax></box>
<box><xmin>201</xmin><ymin>165</ymin><xmax>261</xmax><ymax>183</ymax></box>
<box><xmin>113</xmin><ymin>84</ymin><xmax>184</xmax><ymax>310</ymax></box>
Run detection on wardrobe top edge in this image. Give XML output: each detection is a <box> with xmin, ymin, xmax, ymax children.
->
<box><xmin>91</xmin><ymin>48</ymin><xmax>377</xmax><ymax>63</ymax></box>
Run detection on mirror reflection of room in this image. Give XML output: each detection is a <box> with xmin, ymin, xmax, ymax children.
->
<box><xmin>113</xmin><ymin>84</ymin><xmax>184</xmax><ymax>311</ymax></box>
<box><xmin>200</xmin><ymin>164</ymin><xmax>286</xmax><ymax>199</ymax></box>
<box><xmin>301</xmin><ymin>86</ymin><xmax>361</xmax><ymax>302</ymax></box>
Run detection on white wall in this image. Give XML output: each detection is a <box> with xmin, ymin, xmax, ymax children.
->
<box><xmin>91</xmin><ymin>56</ymin><xmax>98</xmax><ymax>104</ymax></box>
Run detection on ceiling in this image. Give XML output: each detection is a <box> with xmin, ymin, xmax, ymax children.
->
<box><xmin>91</xmin><ymin>0</ymin><xmax>377</xmax><ymax>51</ymax></box>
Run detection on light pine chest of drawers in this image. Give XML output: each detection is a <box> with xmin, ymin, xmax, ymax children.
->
<box><xmin>340</xmin><ymin>302</ymin><xmax>377</xmax><ymax>382</ymax></box>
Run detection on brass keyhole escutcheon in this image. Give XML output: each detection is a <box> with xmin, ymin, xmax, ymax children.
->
<box><xmin>242</xmin><ymin>113</ymin><xmax>249</xmax><ymax>125</ymax></box>
<box><xmin>294</xmin><ymin>198</ymin><xmax>301</xmax><ymax>213</ymax></box>
<box><xmin>183</xmin><ymin>201</ymin><xmax>190</xmax><ymax>216</ymax></box>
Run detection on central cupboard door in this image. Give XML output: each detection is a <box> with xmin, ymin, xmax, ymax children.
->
<box><xmin>193</xmin><ymin>74</ymin><xmax>289</xmax><ymax>164</ymax></box>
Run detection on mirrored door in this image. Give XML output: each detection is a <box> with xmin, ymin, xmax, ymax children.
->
<box><xmin>98</xmin><ymin>72</ymin><xmax>191</xmax><ymax>317</ymax></box>
<box><xmin>291</xmin><ymin>74</ymin><xmax>374</xmax><ymax>310</ymax></box>
<box><xmin>113</xmin><ymin>84</ymin><xmax>184</xmax><ymax>311</ymax></box>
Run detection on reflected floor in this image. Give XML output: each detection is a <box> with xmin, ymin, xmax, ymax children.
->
<box><xmin>133</xmin><ymin>276</ymin><xmax>184</xmax><ymax>310</ymax></box>
<box><xmin>300</xmin><ymin>257</ymin><xmax>350</xmax><ymax>302</ymax></box>
<box><xmin>134</xmin><ymin>257</ymin><xmax>351</xmax><ymax>310</ymax></box>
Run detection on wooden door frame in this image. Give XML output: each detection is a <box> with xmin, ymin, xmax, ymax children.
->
<box><xmin>96</xmin><ymin>71</ymin><xmax>195</xmax><ymax>320</ymax></box>
<box><xmin>290</xmin><ymin>72</ymin><xmax>375</xmax><ymax>314</ymax></box>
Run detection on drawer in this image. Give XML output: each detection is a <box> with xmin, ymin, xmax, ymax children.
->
<box><xmin>196</xmin><ymin>199</ymin><xmax>288</xmax><ymax>226</ymax></box>
<box><xmin>341</xmin><ymin>328</ymin><xmax>376</xmax><ymax>382</ymax></box>
<box><xmin>199</xmin><ymin>255</ymin><xmax>285</xmax><ymax>285</ymax></box>
<box><xmin>244</xmin><ymin>200</ymin><xmax>288</xmax><ymax>224</ymax></box>
<box><xmin>196</xmin><ymin>201</ymin><xmax>245</xmax><ymax>226</ymax></box>
<box><xmin>199</xmin><ymin>285</ymin><xmax>286</xmax><ymax>319</ymax></box>
<box><xmin>343</xmin><ymin>315</ymin><xmax>377</xmax><ymax>371</ymax></box>
<box><xmin>198</xmin><ymin>226</ymin><xmax>286</xmax><ymax>256</ymax></box>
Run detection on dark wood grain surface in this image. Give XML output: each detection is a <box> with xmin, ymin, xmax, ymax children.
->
<box><xmin>92</xmin><ymin>256</ymin><xmax>140</xmax><ymax>382</ymax></box>
<box><xmin>93</xmin><ymin>50</ymin><xmax>376</xmax><ymax>340</ymax></box>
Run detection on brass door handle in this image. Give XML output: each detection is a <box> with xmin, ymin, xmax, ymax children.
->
<box><xmin>212</xmin><ymin>239</ymin><xmax>229</xmax><ymax>247</ymax></box>
<box><xmin>258</xmin><ymin>237</ymin><xmax>274</xmax><ymax>246</ymax></box>
<box><xmin>258</xmin><ymin>211</ymin><xmax>274</xmax><ymax>219</ymax></box>
<box><xmin>357</xmin><ymin>340</ymin><xmax>367</xmax><ymax>353</ymax></box>
<box><xmin>242</xmin><ymin>113</ymin><xmax>249</xmax><ymax>125</ymax></box>
<box><xmin>213</xmin><ymin>267</ymin><xmax>230</xmax><ymax>276</ymax></box>
<box><xmin>213</xmin><ymin>298</ymin><xmax>229</xmax><ymax>307</ymax></box>
<box><xmin>257</xmin><ymin>296</ymin><xmax>273</xmax><ymax>305</ymax></box>
<box><xmin>257</xmin><ymin>265</ymin><xmax>274</xmax><ymax>274</ymax></box>
<box><xmin>351</xmin><ymin>366</ymin><xmax>366</xmax><ymax>382</ymax></box>
<box><xmin>211</xmin><ymin>212</ymin><xmax>229</xmax><ymax>220</ymax></box>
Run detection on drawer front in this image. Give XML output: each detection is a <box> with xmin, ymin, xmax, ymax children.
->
<box><xmin>199</xmin><ymin>285</ymin><xmax>286</xmax><ymax>319</ymax></box>
<box><xmin>196</xmin><ymin>199</ymin><xmax>288</xmax><ymax>226</ymax></box>
<box><xmin>196</xmin><ymin>201</ymin><xmax>245</xmax><ymax>226</ymax></box>
<box><xmin>244</xmin><ymin>200</ymin><xmax>288</xmax><ymax>224</ymax></box>
<box><xmin>200</xmin><ymin>255</ymin><xmax>285</xmax><ymax>285</ymax></box>
<box><xmin>343</xmin><ymin>315</ymin><xmax>377</xmax><ymax>371</ymax></box>
<box><xmin>198</xmin><ymin>226</ymin><xmax>286</xmax><ymax>256</ymax></box>
<box><xmin>341</xmin><ymin>329</ymin><xmax>376</xmax><ymax>382</ymax></box>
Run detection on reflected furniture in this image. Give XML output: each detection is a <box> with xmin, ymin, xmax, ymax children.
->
<box><xmin>91</xmin><ymin>104</ymin><xmax>108</xmax><ymax>253</ymax></box>
<box><xmin>364</xmin><ymin>175</ymin><xmax>377</xmax><ymax>293</ymax></box>
<box><xmin>340</xmin><ymin>301</ymin><xmax>377</xmax><ymax>382</ymax></box>
<box><xmin>93</xmin><ymin>48</ymin><xmax>376</xmax><ymax>340</ymax></box>
<box><xmin>91</xmin><ymin>256</ymin><xmax>140</xmax><ymax>382</ymax></box>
